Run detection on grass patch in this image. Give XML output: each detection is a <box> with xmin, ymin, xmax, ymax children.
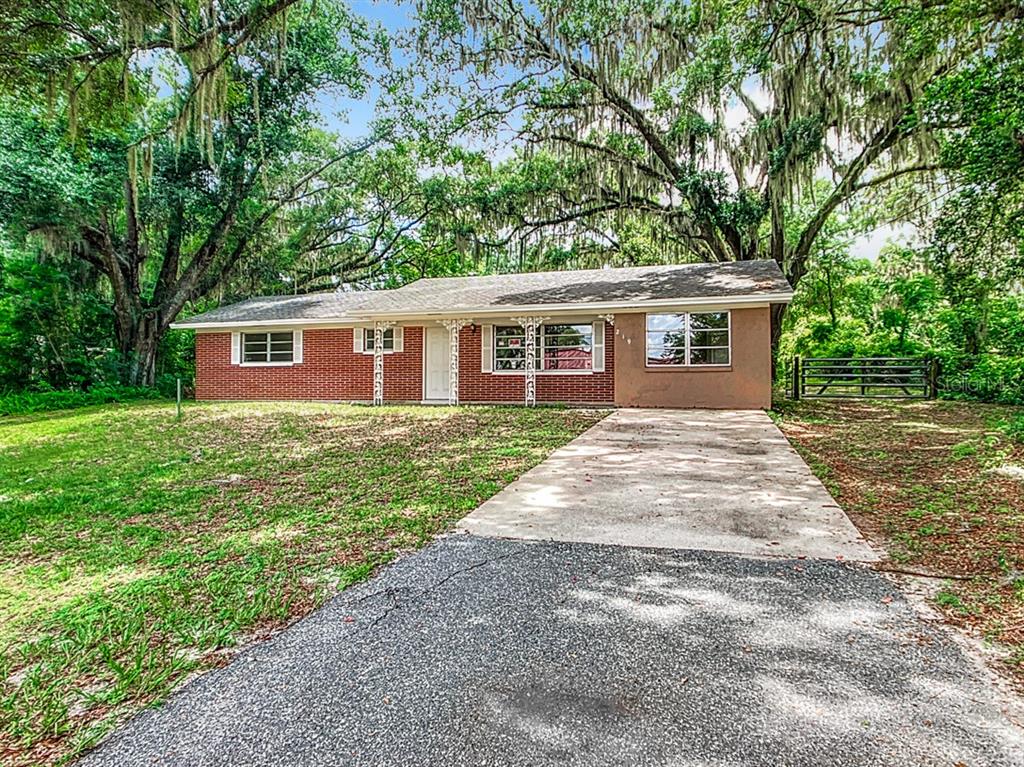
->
<box><xmin>935</xmin><ymin>588</ymin><xmax>972</xmax><ymax>615</ymax></box>
<box><xmin>998</xmin><ymin>412</ymin><xmax>1024</xmax><ymax>443</ymax></box>
<box><xmin>0</xmin><ymin>401</ymin><xmax>606</xmax><ymax>765</ymax></box>
<box><xmin>773</xmin><ymin>398</ymin><xmax>1024</xmax><ymax>690</ymax></box>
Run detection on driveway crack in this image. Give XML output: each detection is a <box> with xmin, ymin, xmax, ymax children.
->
<box><xmin>357</xmin><ymin>547</ymin><xmax>527</xmax><ymax>632</ymax></box>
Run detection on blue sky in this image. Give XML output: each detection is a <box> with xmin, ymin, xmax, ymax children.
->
<box><xmin>316</xmin><ymin>0</ymin><xmax>413</xmax><ymax>139</ymax></box>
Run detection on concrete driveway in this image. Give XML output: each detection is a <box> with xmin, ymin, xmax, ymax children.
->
<box><xmin>460</xmin><ymin>409</ymin><xmax>877</xmax><ymax>561</ymax></box>
<box><xmin>80</xmin><ymin>536</ymin><xmax>1024</xmax><ymax>767</ymax></box>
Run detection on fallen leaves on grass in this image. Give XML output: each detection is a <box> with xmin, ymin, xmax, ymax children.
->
<box><xmin>776</xmin><ymin>399</ymin><xmax>1024</xmax><ymax>689</ymax></box>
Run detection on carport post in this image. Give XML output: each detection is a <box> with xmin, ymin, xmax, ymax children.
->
<box><xmin>439</xmin><ymin>318</ymin><xmax>472</xmax><ymax>405</ymax></box>
<box><xmin>373</xmin><ymin>321</ymin><xmax>395</xmax><ymax>406</ymax></box>
<box><xmin>511</xmin><ymin>315</ymin><xmax>548</xmax><ymax>406</ymax></box>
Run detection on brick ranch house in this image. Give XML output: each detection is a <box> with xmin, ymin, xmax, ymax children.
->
<box><xmin>173</xmin><ymin>260</ymin><xmax>793</xmax><ymax>409</ymax></box>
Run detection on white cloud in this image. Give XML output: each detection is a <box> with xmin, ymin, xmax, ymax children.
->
<box><xmin>723</xmin><ymin>81</ymin><xmax>771</xmax><ymax>133</ymax></box>
<box><xmin>850</xmin><ymin>223</ymin><xmax>919</xmax><ymax>260</ymax></box>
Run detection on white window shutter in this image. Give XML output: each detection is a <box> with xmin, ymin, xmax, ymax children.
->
<box><xmin>353</xmin><ymin>327</ymin><xmax>364</xmax><ymax>353</ymax></box>
<box><xmin>231</xmin><ymin>332</ymin><xmax>241</xmax><ymax>365</ymax></box>
<box><xmin>293</xmin><ymin>330</ymin><xmax>303</xmax><ymax>364</ymax></box>
<box><xmin>592</xmin><ymin>321</ymin><xmax>605</xmax><ymax>372</ymax></box>
<box><xmin>481</xmin><ymin>324</ymin><xmax>493</xmax><ymax>373</ymax></box>
<box><xmin>393</xmin><ymin>326</ymin><xmax>404</xmax><ymax>352</ymax></box>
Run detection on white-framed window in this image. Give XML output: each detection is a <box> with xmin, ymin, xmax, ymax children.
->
<box><xmin>353</xmin><ymin>326</ymin><xmax>402</xmax><ymax>354</ymax></box>
<box><xmin>494</xmin><ymin>326</ymin><xmax>537</xmax><ymax>371</ymax></box>
<box><xmin>646</xmin><ymin>312</ymin><xmax>730</xmax><ymax>367</ymax></box>
<box><xmin>493</xmin><ymin>323</ymin><xmax>595</xmax><ymax>371</ymax></box>
<box><xmin>541</xmin><ymin>323</ymin><xmax>593</xmax><ymax>370</ymax></box>
<box><xmin>243</xmin><ymin>331</ymin><xmax>294</xmax><ymax>363</ymax></box>
<box><xmin>364</xmin><ymin>327</ymin><xmax>395</xmax><ymax>352</ymax></box>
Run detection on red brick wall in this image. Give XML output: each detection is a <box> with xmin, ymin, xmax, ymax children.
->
<box><xmin>194</xmin><ymin>323</ymin><xmax>614</xmax><ymax>404</ymax></box>
<box><xmin>457</xmin><ymin>322</ymin><xmax>615</xmax><ymax>404</ymax></box>
<box><xmin>195</xmin><ymin>327</ymin><xmax>423</xmax><ymax>401</ymax></box>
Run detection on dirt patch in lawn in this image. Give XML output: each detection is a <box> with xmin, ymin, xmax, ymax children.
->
<box><xmin>773</xmin><ymin>398</ymin><xmax>1024</xmax><ymax>689</ymax></box>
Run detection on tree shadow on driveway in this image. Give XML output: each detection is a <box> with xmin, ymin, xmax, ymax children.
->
<box><xmin>80</xmin><ymin>536</ymin><xmax>1024</xmax><ymax>767</ymax></box>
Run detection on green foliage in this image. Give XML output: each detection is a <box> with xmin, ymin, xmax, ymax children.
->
<box><xmin>0</xmin><ymin>0</ymin><xmax>386</xmax><ymax>388</ymax></box>
<box><xmin>0</xmin><ymin>0</ymin><xmax>1021</xmax><ymax>408</ymax></box>
<box><xmin>156</xmin><ymin>330</ymin><xmax>196</xmax><ymax>397</ymax></box>
<box><xmin>0</xmin><ymin>386</ymin><xmax>162</xmax><ymax>416</ymax></box>
<box><xmin>942</xmin><ymin>352</ymin><xmax>1024</xmax><ymax>406</ymax></box>
<box><xmin>935</xmin><ymin>588</ymin><xmax>971</xmax><ymax>615</ymax></box>
<box><xmin>782</xmin><ymin>246</ymin><xmax>935</xmax><ymax>357</ymax></box>
<box><xmin>781</xmin><ymin>245</ymin><xmax>1024</xmax><ymax>405</ymax></box>
<box><xmin>999</xmin><ymin>413</ymin><xmax>1024</xmax><ymax>444</ymax></box>
<box><xmin>924</xmin><ymin>28</ymin><xmax>1024</xmax><ymax>194</ymax></box>
<box><xmin>0</xmin><ymin>0</ymin><xmax>322</xmax><ymax>147</ymax></box>
<box><xmin>769</xmin><ymin>117</ymin><xmax>825</xmax><ymax>176</ymax></box>
<box><xmin>0</xmin><ymin>242</ymin><xmax>119</xmax><ymax>391</ymax></box>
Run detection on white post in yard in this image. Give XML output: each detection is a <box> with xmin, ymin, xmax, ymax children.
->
<box><xmin>440</xmin><ymin>319</ymin><xmax>472</xmax><ymax>406</ymax></box>
<box><xmin>512</xmin><ymin>316</ymin><xmax>547</xmax><ymax>407</ymax></box>
<box><xmin>372</xmin><ymin>321</ymin><xmax>395</xmax><ymax>406</ymax></box>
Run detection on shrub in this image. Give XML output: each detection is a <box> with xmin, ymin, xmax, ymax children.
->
<box><xmin>939</xmin><ymin>354</ymin><xmax>1024</xmax><ymax>406</ymax></box>
<box><xmin>0</xmin><ymin>386</ymin><xmax>163</xmax><ymax>416</ymax></box>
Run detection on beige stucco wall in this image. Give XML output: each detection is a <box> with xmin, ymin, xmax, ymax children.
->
<box><xmin>613</xmin><ymin>307</ymin><xmax>772</xmax><ymax>409</ymax></box>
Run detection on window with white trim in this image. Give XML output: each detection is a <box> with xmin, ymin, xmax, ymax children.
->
<box><xmin>363</xmin><ymin>327</ymin><xmax>394</xmax><ymax>352</ymax></box>
<box><xmin>493</xmin><ymin>326</ymin><xmax>537</xmax><ymax>371</ymax></box>
<box><xmin>541</xmin><ymin>324</ymin><xmax>593</xmax><ymax>370</ymax></box>
<box><xmin>493</xmin><ymin>323</ymin><xmax>594</xmax><ymax>371</ymax></box>
<box><xmin>646</xmin><ymin>312</ymin><xmax>730</xmax><ymax>366</ymax></box>
<box><xmin>243</xmin><ymin>331</ymin><xmax>294</xmax><ymax>363</ymax></box>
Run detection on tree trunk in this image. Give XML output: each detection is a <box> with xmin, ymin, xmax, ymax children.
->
<box><xmin>116</xmin><ymin>314</ymin><xmax>163</xmax><ymax>387</ymax></box>
<box><xmin>825</xmin><ymin>270</ymin><xmax>837</xmax><ymax>328</ymax></box>
<box><xmin>770</xmin><ymin>302</ymin><xmax>788</xmax><ymax>384</ymax></box>
<box><xmin>766</xmin><ymin>232</ymin><xmax>803</xmax><ymax>382</ymax></box>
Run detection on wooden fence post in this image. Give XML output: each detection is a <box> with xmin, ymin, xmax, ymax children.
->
<box><xmin>929</xmin><ymin>358</ymin><xmax>940</xmax><ymax>399</ymax></box>
<box><xmin>792</xmin><ymin>355</ymin><xmax>801</xmax><ymax>400</ymax></box>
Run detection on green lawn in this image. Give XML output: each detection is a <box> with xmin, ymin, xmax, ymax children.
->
<box><xmin>0</xmin><ymin>401</ymin><xmax>606</xmax><ymax>766</ymax></box>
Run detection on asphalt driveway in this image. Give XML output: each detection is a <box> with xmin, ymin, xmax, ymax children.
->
<box><xmin>80</xmin><ymin>535</ymin><xmax>1022</xmax><ymax>767</ymax></box>
<box><xmin>459</xmin><ymin>409</ymin><xmax>877</xmax><ymax>560</ymax></box>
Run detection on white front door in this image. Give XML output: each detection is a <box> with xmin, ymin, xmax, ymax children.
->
<box><xmin>424</xmin><ymin>327</ymin><xmax>451</xmax><ymax>401</ymax></box>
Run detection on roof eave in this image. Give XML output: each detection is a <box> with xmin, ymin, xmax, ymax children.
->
<box><xmin>170</xmin><ymin>291</ymin><xmax>794</xmax><ymax>330</ymax></box>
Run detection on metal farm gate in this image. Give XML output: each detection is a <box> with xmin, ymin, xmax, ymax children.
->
<box><xmin>791</xmin><ymin>357</ymin><xmax>938</xmax><ymax>400</ymax></box>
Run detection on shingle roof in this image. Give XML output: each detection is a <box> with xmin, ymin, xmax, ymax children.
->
<box><xmin>175</xmin><ymin>291</ymin><xmax>367</xmax><ymax>325</ymax></box>
<box><xmin>173</xmin><ymin>260</ymin><xmax>792</xmax><ymax>327</ymax></box>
